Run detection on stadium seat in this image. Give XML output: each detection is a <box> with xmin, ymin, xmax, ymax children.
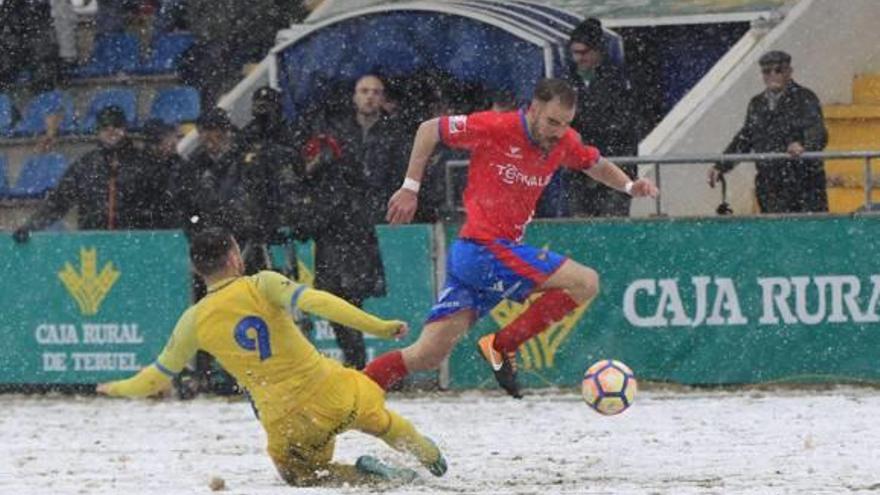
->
<box><xmin>80</xmin><ymin>88</ymin><xmax>138</xmax><ymax>133</ymax></box>
<box><xmin>149</xmin><ymin>86</ymin><xmax>200</xmax><ymax>125</ymax></box>
<box><xmin>0</xmin><ymin>155</ymin><xmax>8</xmax><ymax>196</ymax></box>
<box><xmin>75</xmin><ymin>33</ymin><xmax>140</xmax><ymax>78</ymax></box>
<box><xmin>138</xmin><ymin>32</ymin><xmax>194</xmax><ymax>74</ymax></box>
<box><xmin>0</xmin><ymin>93</ymin><xmax>13</xmax><ymax>136</ymax></box>
<box><xmin>12</xmin><ymin>90</ymin><xmax>76</xmax><ymax>137</ymax></box>
<box><xmin>8</xmin><ymin>153</ymin><xmax>69</xmax><ymax>198</ymax></box>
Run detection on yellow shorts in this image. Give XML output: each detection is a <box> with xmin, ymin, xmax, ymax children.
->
<box><xmin>265</xmin><ymin>368</ymin><xmax>391</xmax><ymax>480</ymax></box>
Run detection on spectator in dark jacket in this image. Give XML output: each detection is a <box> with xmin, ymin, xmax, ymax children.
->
<box><xmin>299</xmin><ymin>74</ymin><xmax>401</xmax><ymax>369</ymax></box>
<box><xmin>709</xmin><ymin>50</ymin><xmax>829</xmax><ymax>213</ymax></box>
<box><xmin>235</xmin><ymin>86</ymin><xmax>305</xmax><ymax>275</ymax></box>
<box><xmin>183</xmin><ymin>108</ymin><xmax>281</xmax><ymax>273</ymax></box>
<box><xmin>13</xmin><ymin>106</ymin><xmax>163</xmax><ymax>242</ymax></box>
<box><xmin>563</xmin><ymin>17</ymin><xmax>640</xmax><ymax>217</ymax></box>
<box><xmin>140</xmin><ymin>118</ymin><xmax>183</xmax><ymax>228</ymax></box>
<box><xmin>0</xmin><ymin>0</ymin><xmax>63</xmax><ymax>92</ymax></box>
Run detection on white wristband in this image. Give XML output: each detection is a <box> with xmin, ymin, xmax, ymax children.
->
<box><xmin>402</xmin><ymin>178</ymin><xmax>421</xmax><ymax>194</ymax></box>
<box><xmin>623</xmin><ymin>180</ymin><xmax>634</xmax><ymax>195</ymax></box>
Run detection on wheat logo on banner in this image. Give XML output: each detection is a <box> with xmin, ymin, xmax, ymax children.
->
<box><xmin>58</xmin><ymin>247</ymin><xmax>120</xmax><ymax>315</ymax></box>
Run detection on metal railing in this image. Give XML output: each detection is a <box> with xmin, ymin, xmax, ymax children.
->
<box><xmin>445</xmin><ymin>151</ymin><xmax>880</xmax><ymax>216</ymax></box>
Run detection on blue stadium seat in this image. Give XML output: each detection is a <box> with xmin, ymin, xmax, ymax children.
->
<box><xmin>8</xmin><ymin>153</ymin><xmax>69</xmax><ymax>198</ymax></box>
<box><xmin>0</xmin><ymin>94</ymin><xmax>13</xmax><ymax>136</ymax></box>
<box><xmin>12</xmin><ymin>90</ymin><xmax>76</xmax><ymax>137</ymax></box>
<box><xmin>138</xmin><ymin>32</ymin><xmax>194</xmax><ymax>74</ymax></box>
<box><xmin>149</xmin><ymin>86</ymin><xmax>200</xmax><ymax>125</ymax></box>
<box><xmin>0</xmin><ymin>155</ymin><xmax>8</xmax><ymax>196</ymax></box>
<box><xmin>80</xmin><ymin>88</ymin><xmax>138</xmax><ymax>133</ymax></box>
<box><xmin>75</xmin><ymin>33</ymin><xmax>140</xmax><ymax>78</ymax></box>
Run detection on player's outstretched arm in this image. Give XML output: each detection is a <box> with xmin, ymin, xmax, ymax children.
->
<box><xmin>297</xmin><ymin>288</ymin><xmax>408</xmax><ymax>340</ymax></box>
<box><xmin>387</xmin><ymin>118</ymin><xmax>441</xmax><ymax>224</ymax></box>
<box><xmin>97</xmin><ymin>308</ymin><xmax>199</xmax><ymax>398</ymax></box>
<box><xmin>585</xmin><ymin>157</ymin><xmax>659</xmax><ymax>198</ymax></box>
<box><xmin>96</xmin><ymin>365</ymin><xmax>172</xmax><ymax>398</ymax></box>
<box><xmin>255</xmin><ymin>270</ymin><xmax>408</xmax><ymax>339</ymax></box>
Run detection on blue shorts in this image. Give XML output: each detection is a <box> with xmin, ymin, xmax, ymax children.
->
<box><xmin>426</xmin><ymin>238</ymin><xmax>567</xmax><ymax>322</ymax></box>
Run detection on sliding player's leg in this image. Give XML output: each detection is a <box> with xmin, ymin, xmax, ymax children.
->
<box><xmin>268</xmin><ymin>427</ymin><xmax>368</xmax><ymax>486</ymax></box>
<box><xmin>352</xmin><ymin>370</ymin><xmax>447</xmax><ymax>477</ymax></box>
<box><xmin>267</xmin><ymin>375</ymin><xmax>417</xmax><ymax>486</ymax></box>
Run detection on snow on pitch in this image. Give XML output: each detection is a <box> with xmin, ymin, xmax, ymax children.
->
<box><xmin>2</xmin><ymin>387</ymin><xmax>879</xmax><ymax>494</ymax></box>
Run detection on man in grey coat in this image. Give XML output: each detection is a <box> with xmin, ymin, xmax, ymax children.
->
<box><xmin>709</xmin><ymin>50</ymin><xmax>828</xmax><ymax>213</ymax></box>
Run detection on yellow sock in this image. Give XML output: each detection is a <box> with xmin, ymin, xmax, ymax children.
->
<box><xmin>378</xmin><ymin>411</ymin><xmax>441</xmax><ymax>467</ymax></box>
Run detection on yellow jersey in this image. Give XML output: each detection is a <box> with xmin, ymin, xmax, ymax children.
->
<box><xmin>104</xmin><ymin>270</ymin><xmax>402</xmax><ymax>423</ymax></box>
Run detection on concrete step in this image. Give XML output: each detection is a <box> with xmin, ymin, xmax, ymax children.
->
<box><xmin>824</xmin><ymin>104</ymin><xmax>880</xmax><ymax>120</ymax></box>
<box><xmin>824</xmin><ymin>103</ymin><xmax>880</xmax><ymax>185</ymax></box>
<box><xmin>828</xmin><ymin>186</ymin><xmax>880</xmax><ymax>213</ymax></box>
<box><xmin>853</xmin><ymin>73</ymin><xmax>880</xmax><ymax>105</ymax></box>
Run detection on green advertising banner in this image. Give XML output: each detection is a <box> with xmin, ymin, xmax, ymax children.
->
<box><xmin>0</xmin><ymin>226</ymin><xmax>433</xmax><ymax>386</ymax></box>
<box><xmin>447</xmin><ymin>216</ymin><xmax>880</xmax><ymax>388</ymax></box>
<box><xmin>270</xmin><ymin>224</ymin><xmax>436</xmax><ymax>364</ymax></box>
<box><xmin>7</xmin><ymin>217</ymin><xmax>878</xmax><ymax>389</ymax></box>
<box><xmin>0</xmin><ymin>231</ymin><xmax>191</xmax><ymax>384</ymax></box>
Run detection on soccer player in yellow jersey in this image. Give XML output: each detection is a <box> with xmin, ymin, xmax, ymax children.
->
<box><xmin>97</xmin><ymin>228</ymin><xmax>447</xmax><ymax>486</ymax></box>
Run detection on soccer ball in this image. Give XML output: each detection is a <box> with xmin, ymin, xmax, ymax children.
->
<box><xmin>581</xmin><ymin>359</ymin><xmax>637</xmax><ymax>415</ymax></box>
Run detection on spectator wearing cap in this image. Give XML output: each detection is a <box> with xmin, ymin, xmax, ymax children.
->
<box><xmin>563</xmin><ymin>17</ymin><xmax>640</xmax><ymax>217</ymax></box>
<box><xmin>238</xmin><ymin>85</ymin><xmax>299</xmax><ymax>149</ymax></box>
<box><xmin>709</xmin><ymin>50</ymin><xmax>828</xmax><ymax>213</ymax></box>
<box><xmin>235</xmin><ymin>86</ymin><xmax>306</xmax><ymax>275</ymax></box>
<box><xmin>12</xmin><ymin>106</ymin><xmax>163</xmax><ymax>242</ymax></box>
<box><xmin>184</xmin><ymin>108</ymin><xmax>280</xmax><ymax>273</ymax></box>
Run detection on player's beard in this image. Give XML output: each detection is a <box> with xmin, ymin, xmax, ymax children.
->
<box><xmin>540</xmin><ymin>134</ymin><xmax>560</xmax><ymax>152</ymax></box>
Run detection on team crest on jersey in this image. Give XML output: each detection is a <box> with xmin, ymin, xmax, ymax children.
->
<box><xmin>449</xmin><ymin>115</ymin><xmax>467</xmax><ymax>134</ymax></box>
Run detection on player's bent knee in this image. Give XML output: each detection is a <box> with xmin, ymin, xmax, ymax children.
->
<box><xmin>573</xmin><ymin>266</ymin><xmax>600</xmax><ymax>303</ymax></box>
<box><xmin>586</xmin><ymin>267</ymin><xmax>600</xmax><ymax>297</ymax></box>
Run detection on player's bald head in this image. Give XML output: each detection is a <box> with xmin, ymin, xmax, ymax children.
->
<box><xmin>532</xmin><ymin>78</ymin><xmax>577</xmax><ymax>109</ymax></box>
<box><xmin>190</xmin><ymin>228</ymin><xmax>238</xmax><ymax>277</ymax></box>
<box><xmin>528</xmin><ymin>79</ymin><xmax>577</xmax><ymax>151</ymax></box>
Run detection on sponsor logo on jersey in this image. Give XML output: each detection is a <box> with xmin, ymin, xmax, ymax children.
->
<box><xmin>494</xmin><ymin>163</ymin><xmax>553</xmax><ymax>188</ymax></box>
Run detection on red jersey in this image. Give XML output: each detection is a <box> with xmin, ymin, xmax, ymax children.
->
<box><xmin>439</xmin><ymin>110</ymin><xmax>600</xmax><ymax>241</ymax></box>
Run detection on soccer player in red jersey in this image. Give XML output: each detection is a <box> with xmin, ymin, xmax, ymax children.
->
<box><xmin>365</xmin><ymin>78</ymin><xmax>659</xmax><ymax>398</ymax></box>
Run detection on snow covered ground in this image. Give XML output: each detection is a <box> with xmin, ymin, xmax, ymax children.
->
<box><xmin>2</xmin><ymin>386</ymin><xmax>880</xmax><ymax>495</ymax></box>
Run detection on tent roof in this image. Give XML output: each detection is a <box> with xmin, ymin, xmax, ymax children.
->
<box><xmin>279</xmin><ymin>1</ymin><xmax>584</xmax><ymax>55</ymax></box>
<box><xmin>272</xmin><ymin>1</ymin><xmax>622</xmax><ymax>121</ymax></box>
<box><xmin>306</xmin><ymin>0</ymin><xmax>792</xmax><ymax>26</ymax></box>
